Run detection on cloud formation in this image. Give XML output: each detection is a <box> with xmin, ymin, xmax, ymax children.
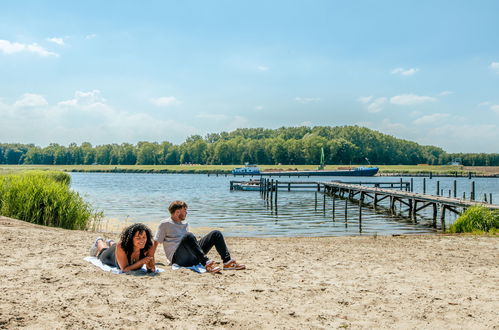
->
<box><xmin>14</xmin><ymin>93</ymin><xmax>49</xmax><ymax>107</ymax></box>
<box><xmin>150</xmin><ymin>96</ymin><xmax>180</xmax><ymax>107</ymax></box>
<box><xmin>0</xmin><ymin>90</ymin><xmax>196</xmax><ymax>145</ymax></box>
<box><xmin>490</xmin><ymin>62</ymin><xmax>499</xmax><ymax>73</ymax></box>
<box><xmin>391</xmin><ymin>67</ymin><xmax>419</xmax><ymax>76</ymax></box>
<box><xmin>257</xmin><ymin>65</ymin><xmax>269</xmax><ymax>71</ymax></box>
<box><xmin>367</xmin><ymin>97</ymin><xmax>387</xmax><ymax>113</ymax></box>
<box><xmin>390</xmin><ymin>94</ymin><xmax>436</xmax><ymax>105</ymax></box>
<box><xmin>0</xmin><ymin>39</ymin><xmax>58</xmax><ymax>57</ymax></box>
<box><xmin>47</xmin><ymin>37</ymin><xmax>64</xmax><ymax>45</ymax></box>
<box><xmin>413</xmin><ymin>113</ymin><xmax>450</xmax><ymax>125</ymax></box>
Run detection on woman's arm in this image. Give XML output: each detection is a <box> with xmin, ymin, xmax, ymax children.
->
<box><xmin>145</xmin><ymin>247</ymin><xmax>156</xmax><ymax>272</ymax></box>
<box><xmin>115</xmin><ymin>243</ymin><xmax>153</xmax><ymax>272</ymax></box>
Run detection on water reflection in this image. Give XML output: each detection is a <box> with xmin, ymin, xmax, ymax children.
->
<box><xmin>70</xmin><ymin>173</ymin><xmax>498</xmax><ymax>237</ymax></box>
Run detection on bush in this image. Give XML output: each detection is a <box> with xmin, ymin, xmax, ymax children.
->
<box><xmin>448</xmin><ymin>205</ymin><xmax>499</xmax><ymax>233</ymax></box>
<box><xmin>0</xmin><ymin>171</ymin><xmax>101</xmax><ymax>230</ymax></box>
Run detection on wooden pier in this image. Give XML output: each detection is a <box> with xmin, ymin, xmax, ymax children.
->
<box><xmin>230</xmin><ymin>178</ymin><xmax>498</xmax><ymax>231</ymax></box>
<box><xmin>319</xmin><ymin>181</ymin><xmax>499</xmax><ymax>231</ymax></box>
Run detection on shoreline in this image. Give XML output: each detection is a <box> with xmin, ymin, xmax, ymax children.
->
<box><xmin>2</xmin><ymin>165</ymin><xmax>499</xmax><ymax>177</ymax></box>
<box><xmin>1</xmin><ymin>216</ymin><xmax>498</xmax><ymax>329</ymax></box>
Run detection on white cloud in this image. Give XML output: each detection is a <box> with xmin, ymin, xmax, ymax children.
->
<box><xmin>254</xmin><ymin>105</ymin><xmax>264</xmax><ymax>110</ymax></box>
<box><xmin>47</xmin><ymin>37</ymin><xmax>64</xmax><ymax>45</ymax></box>
<box><xmin>0</xmin><ymin>91</ymin><xmax>196</xmax><ymax>145</ymax></box>
<box><xmin>439</xmin><ymin>91</ymin><xmax>453</xmax><ymax>96</ymax></box>
<box><xmin>58</xmin><ymin>90</ymin><xmax>106</xmax><ymax>107</ymax></box>
<box><xmin>490</xmin><ymin>104</ymin><xmax>499</xmax><ymax>115</ymax></box>
<box><xmin>413</xmin><ymin>113</ymin><xmax>450</xmax><ymax>125</ymax></box>
<box><xmin>391</xmin><ymin>67</ymin><xmax>419</xmax><ymax>76</ymax></box>
<box><xmin>295</xmin><ymin>97</ymin><xmax>321</xmax><ymax>103</ymax></box>
<box><xmin>366</xmin><ymin>97</ymin><xmax>387</xmax><ymax>113</ymax></box>
<box><xmin>0</xmin><ymin>39</ymin><xmax>58</xmax><ymax>57</ymax></box>
<box><xmin>85</xmin><ymin>34</ymin><xmax>97</xmax><ymax>39</ymax></box>
<box><xmin>490</xmin><ymin>62</ymin><xmax>499</xmax><ymax>73</ymax></box>
<box><xmin>300</xmin><ymin>121</ymin><xmax>312</xmax><ymax>126</ymax></box>
<box><xmin>357</xmin><ymin>96</ymin><xmax>372</xmax><ymax>104</ymax></box>
<box><xmin>150</xmin><ymin>96</ymin><xmax>180</xmax><ymax>107</ymax></box>
<box><xmin>13</xmin><ymin>93</ymin><xmax>48</xmax><ymax>107</ymax></box>
<box><xmin>257</xmin><ymin>65</ymin><xmax>269</xmax><ymax>71</ymax></box>
<box><xmin>390</xmin><ymin>94</ymin><xmax>436</xmax><ymax>105</ymax></box>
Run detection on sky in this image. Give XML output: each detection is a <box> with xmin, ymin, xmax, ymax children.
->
<box><xmin>1</xmin><ymin>1</ymin><xmax>499</xmax><ymax>153</ymax></box>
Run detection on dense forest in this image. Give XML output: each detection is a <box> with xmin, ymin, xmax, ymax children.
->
<box><xmin>1</xmin><ymin>126</ymin><xmax>498</xmax><ymax>166</ymax></box>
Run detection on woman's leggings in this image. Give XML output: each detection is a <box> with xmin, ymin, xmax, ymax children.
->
<box><xmin>172</xmin><ymin>230</ymin><xmax>231</xmax><ymax>267</ymax></box>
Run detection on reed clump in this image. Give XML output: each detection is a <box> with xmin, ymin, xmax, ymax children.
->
<box><xmin>0</xmin><ymin>171</ymin><xmax>102</xmax><ymax>230</ymax></box>
<box><xmin>448</xmin><ymin>206</ymin><xmax>499</xmax><ymax>234</ymax></box>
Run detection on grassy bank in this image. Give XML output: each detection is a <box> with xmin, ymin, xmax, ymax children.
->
<box><xmin>448</xmin><ymin>206</ymin><xmax>499</xmax><ymax>234</ymax></box>
<box><xmin>0</xmin><ymin>171</ymin><xmax>102</xmax><ymax>230</ymax></box>
<box><xmin>1</xmin><ymin>164</ymin><xmax>497</xmax><ymax>176</ymax></box>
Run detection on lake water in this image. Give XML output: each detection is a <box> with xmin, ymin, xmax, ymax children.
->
<box><xmin>70</xmin><ymin>173</ymin><xmax>499</xmax><ymax>237</ymax></box>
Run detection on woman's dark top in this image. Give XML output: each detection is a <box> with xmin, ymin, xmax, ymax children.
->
<box><xmin>97</xmin><ymin>244</ymin><xmax>147</xmax><ymax>269</ymax></box>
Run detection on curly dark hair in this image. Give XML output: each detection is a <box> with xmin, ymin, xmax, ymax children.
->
<box><xmin>119</xmin><ymin>223</ymin><xmax>153</xmax><ymax>264</ymax></box>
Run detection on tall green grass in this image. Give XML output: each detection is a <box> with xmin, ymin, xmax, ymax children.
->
<box><xmin>448</xmin><ymin>206</ymin><xmax>499</xmax><ymax>234</ymax></box>
<box><xmin>0</xmin><ymin>171</ymin><xmax>102</xmax><ymax>230</ymax></box>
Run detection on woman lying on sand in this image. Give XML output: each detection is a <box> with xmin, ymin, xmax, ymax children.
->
<box><xmin>90</xmin><ymin>223</ymin><xmax>155</xmax><ymax>272</ymax></box>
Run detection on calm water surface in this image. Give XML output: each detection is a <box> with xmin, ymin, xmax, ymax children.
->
<box><xmin>70</xmin><ymin>173</ymin><xmax>499</xmax><ymax>237</ymax></box>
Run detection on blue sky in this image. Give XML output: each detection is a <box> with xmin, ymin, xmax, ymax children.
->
<box><xmin>1</xmin><ymin>1</ymin><xmax>498</xmax><ymax>153</ymax></box>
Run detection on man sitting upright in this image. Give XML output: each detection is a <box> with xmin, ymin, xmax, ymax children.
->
<box><xmin>152</xmin><ymin>200</ymin><xmax>245</xmax><ymax>273</ymax></box>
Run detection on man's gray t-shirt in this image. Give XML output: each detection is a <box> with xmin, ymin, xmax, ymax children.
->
<box><xmin>154</xmin><ymin>217</ymin><xmax>188</xmax><ymax>263</ymax></box>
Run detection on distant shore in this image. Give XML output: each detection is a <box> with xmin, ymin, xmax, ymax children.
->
<box><xmin>1</xmin><ymin>164</ymin><xmax>498</xmax><ymax>177</ymax></box>
<box><xmin>1</xmin><ymin>215</ymin><xmax>498</xmax><ymax>329</ymax></box>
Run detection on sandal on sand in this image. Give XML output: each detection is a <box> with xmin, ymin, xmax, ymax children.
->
<box><xmin>223</xmin><ymin>260</ymin><xmax>246</xmax><ymax>270</ymax></box>
<box><xmin>205</xmin><ymin>260</ymin><xmax>221</xmax><ymax>273</ymax></box>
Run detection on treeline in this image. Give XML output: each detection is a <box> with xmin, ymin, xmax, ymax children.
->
<box><xmin>1</xmin><ymin>126</ymin><xmax>498</xmax><ymax>166</ymax></box>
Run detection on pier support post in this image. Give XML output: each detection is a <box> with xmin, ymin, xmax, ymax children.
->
<box><xmin>315</xmin><ymin>192</ymin><xmax>318</xmax><ymax>210</ymax></box>
<box><xmin>359</xmin><ymin>192</ymin><xmax>363</xmax><ymax>232</ymax></box>
<box><xmin>423</xmin><ymin>178</ymin><xmax>426</xmax><ymax>194</ymax></box>
<box><xmin>440</xmin><ymin>204</ymin><xmax>446</xmax><ymax>232</ymax></box>
<box><xmin>471</xmin><ymin>181</ymin><xmax>475</xmax><ymax>201</ymax></box>
<box><xmin>344</xmin><ymin>198</ymin><xmax>348</xmax><ymax>222</ymax></box>
<box><xmin>323</xmin><ymin>191</ymin><xmax>326</xmax><ymax>213</ymax></box>
<box><xmin>436</xmin><ymin>181</ymin><xmax>440</xmax><ymax>196</ymax></box>
<box><xmin>432</xmin><ymin>204</ymin><xmax>437</xmax><ymax>228</ymax></box>
<box><xmin>411</xmin><ymin>200</ymin><xmax>417</xmax><ymax>221</ymax></box>
<box><xmin>275</xmin><ymin>180</ymin><xmax>278</xmax><ymax>209</ymax></box>
<box><xmin>453</xmin><ymin>180</ymin><xmax>457</xmax><ymax>198</ymax></box>
<box><xmin>332</xmin><ymin>193</ymin><xmax>336</xmax><ymax>221</ymax></box>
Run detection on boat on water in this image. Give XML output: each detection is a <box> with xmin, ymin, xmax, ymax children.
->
<box><xmin>232</xmin><ymin>166</ymin><xmax>379</xmax><ymax>177</ymax></box>
<box><xmin>232</xmin><ymin>181</ymin><xmax>261</xmax><ymax>191</ymax></box>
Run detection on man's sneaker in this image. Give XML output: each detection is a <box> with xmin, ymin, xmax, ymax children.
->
<box><xmin>223</xmin><ymin>259</ymin><xmax>246</xmax><ymax>270</ymax></box>
<box><xmin>89</xmin><ymin>237</ymin><xmax>104</xmax><ymax>257</ymax></box>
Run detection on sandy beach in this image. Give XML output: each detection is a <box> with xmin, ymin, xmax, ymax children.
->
<box><xmin>1</xmin><ymin>216</ymin><xmax>498</xmax><ymax>329</ymax></box>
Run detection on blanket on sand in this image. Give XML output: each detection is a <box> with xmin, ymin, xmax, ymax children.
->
<box><xmin>84</xmin><ymin>256</ymin><xmax>164</xmax><ymax>275</ymax></box>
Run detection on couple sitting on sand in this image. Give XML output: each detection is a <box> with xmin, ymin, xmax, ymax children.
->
<box><xmin>90</xmin><ymin>200</ymin><xmax>245</xmax><ymax>273</ymax></box>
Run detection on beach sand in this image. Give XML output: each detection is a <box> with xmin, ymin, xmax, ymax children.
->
<box><xmin>1</xmin><ymin>216</ymin><xmax>498</xmax><ymax>329</ymax></box>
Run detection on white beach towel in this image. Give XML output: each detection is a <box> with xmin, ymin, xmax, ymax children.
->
<box><xmin>84</xmin><ymin>256</ymin><xmax>164</xmax><ymax>275</ymax></box>
<box><xmin>171</xmin><ymin>263</ymin><xmax>206</xmax><ymax>273</ymax></box>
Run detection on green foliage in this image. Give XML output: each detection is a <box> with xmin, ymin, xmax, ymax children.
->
<box><xmin>448</xmin><ymin>206</ymin><xmax>499</xmax><ymax>233</ymax></box>
<box><xmin>1</xmin><ymin>126</ymin><xmax>499</xmax><ymax>166</ymax></box>
<box><xmin>0</xmin><ymin>171</ymin><xmax>102</xmax><ymax>230</ymax></box>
